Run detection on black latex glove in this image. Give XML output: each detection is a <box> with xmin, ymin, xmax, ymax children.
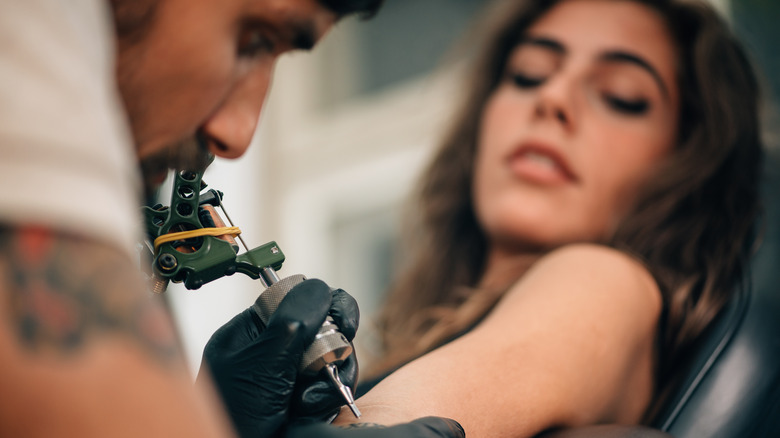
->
<box><xmin>284</xmin><ymin>417</ymin><xmax>466</xmax><ymax>438</ymax></box>
<box><xmin>288</xmin><ymin>287</ymin><xmax>359</xmax><ymax>423</ymax></box>
<box><xmin>198</xmin><ymin>279</ymin><xmax>359</xmax><ymax>438</ymax></box>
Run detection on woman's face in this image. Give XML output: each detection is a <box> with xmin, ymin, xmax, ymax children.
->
<box><xmin>474</xmin><ymin>0</ymin><xmax>680</xmax><ymax>252</ymax></box>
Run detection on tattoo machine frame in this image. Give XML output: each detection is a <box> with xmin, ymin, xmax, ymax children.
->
<box><xmin>141</xmin><ymin>169</ymin><xmax>361</xmax><ymax>417</ymax></box>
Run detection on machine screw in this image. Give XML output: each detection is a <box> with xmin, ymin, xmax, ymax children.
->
<box><xmin>158</xmin><ymin>253</ymin><xmax>178</xmax><ymax>271</ymax></box>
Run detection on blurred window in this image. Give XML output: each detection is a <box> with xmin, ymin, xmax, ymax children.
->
<box><xmin>352</xmin><ymin>0</ymin><xmax>487</xmax><ymax>94</ymax></box>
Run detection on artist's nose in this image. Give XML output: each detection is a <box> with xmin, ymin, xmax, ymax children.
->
<box><xmin>200</xmin><ymin>65</ymin><xmax>272</xmax><ymax>159</ymax></box>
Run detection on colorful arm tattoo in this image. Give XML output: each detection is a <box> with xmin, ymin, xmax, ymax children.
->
<box><xmin>0</xmin><ymin>225</ymin><xmax>181</xmax><ymax>365</ymax></box>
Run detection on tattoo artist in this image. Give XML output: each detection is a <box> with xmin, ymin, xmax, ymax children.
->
<box><xmin>0</xmin><ymin>1</ymin><xmax>464</xmax><ymax>437</ymax></box>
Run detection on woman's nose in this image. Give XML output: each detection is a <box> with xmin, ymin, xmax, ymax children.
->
<box><xmin>533</xmin><ymin>73</ymin><xmax>576</xmax><ymax>132</ymax></box>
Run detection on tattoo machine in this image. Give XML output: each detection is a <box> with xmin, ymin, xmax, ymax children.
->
<box><xmin>140</xmin><ymin>169</ymin><xmax>361</xmax><ymax>418</ymax></box>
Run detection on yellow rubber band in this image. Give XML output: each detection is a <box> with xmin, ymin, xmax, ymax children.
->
<box><xmin>154</xmin><ymin>227</ymin><xmax>241</xmax><ymax>251</ymax></box>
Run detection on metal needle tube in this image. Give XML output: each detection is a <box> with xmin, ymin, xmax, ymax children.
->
<box><xmin>325</xmin><ymin>363</ymin><xmax>361</xmax><ymax>418</ymax></box>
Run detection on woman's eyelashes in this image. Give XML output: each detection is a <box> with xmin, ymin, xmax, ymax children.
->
<box><xmin>509</xmin><ymin>72</ymin><xmax>547</xmax><ymax>89</ymax></box>
<box><xmin>603</xmin><ymin>94</ymin><xmax>650</xmax><ymax>115</ymax></box>
<box><xmin>507</xmin><ymin>68</ymin><xmax>652</xmax><ymax>116</ymax></box>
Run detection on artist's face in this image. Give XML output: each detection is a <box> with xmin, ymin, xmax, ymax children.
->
<box><xmin>114</xmin><ymin>0</ymin><xmax>336</xmax><ymax>192</ymax></box>
<box><xmin>474</xmin><ymin>0</ymin><xmax>680</xmax><ymax>252</ymax></box>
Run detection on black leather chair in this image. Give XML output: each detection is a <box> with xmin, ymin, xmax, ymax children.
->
<box><xmin>646</xmin><ymin>151</ymin><xmax>780</xmax><ymax>437</ymax></box>
<box><xmin>543</xmin><ymin>152</ymin><xmax>780</xmax><ymax>438</ymax></box>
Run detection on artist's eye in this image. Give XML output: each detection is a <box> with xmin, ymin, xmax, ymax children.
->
<box><xmin>237</xmin><ymin>28</ymin><xmax>275</xmax><ymax>58</ymax></box>
<box><xmin>604</xmin><ymin>95</ymin><xmax>650</xmax><ymax>115</ymax></box>
<box><xmin>509</xmin><ymin>72</ymin><xmax>546</xmax><ymax>89</ymax></box>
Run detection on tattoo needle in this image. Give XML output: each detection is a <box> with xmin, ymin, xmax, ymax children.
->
<box><xmin>325</xmin><ymin>363</ymin><xmax>361</xmax><ymax>418</ymax></box>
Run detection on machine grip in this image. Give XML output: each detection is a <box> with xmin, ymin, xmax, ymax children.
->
<box><xmin>252</xmin><ymin>275</ymin><xmax>353</xmax><ymax>374</ymax></box>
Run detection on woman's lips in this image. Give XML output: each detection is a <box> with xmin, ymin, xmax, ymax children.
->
<box><xmin>506</xmin><ymin>142</ymin><xmax>578</xmax><ymax>185</ymax></box>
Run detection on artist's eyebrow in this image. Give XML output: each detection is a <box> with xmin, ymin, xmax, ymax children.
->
<box><xmin>243</xmin><ymin>15</ymin><xmax>318</xmax><ymax>51</ymax></box>
<box><xmin>286</xmin><ymin>16</ymin><xmax>317</xmax><ymax>51</ymax></box>
<box><xmin>600</xmin><ymin>51</ymin><xmax>671</xmax><ymax>100</ymax></box>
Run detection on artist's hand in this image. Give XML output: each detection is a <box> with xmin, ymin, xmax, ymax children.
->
<box><xmin>284</xmin><ymin>417</ymin><xmax>466</xmax><ymax>438</ymax></box>
<box><xmin>197</xmin><ymin>279</ymin><xmax>359</xmax><ymax>438</ymax></box>
<box><xmin>288</xmin><ymin>287</ymin><xmax>359</xmax><ymax>423</ymax></box>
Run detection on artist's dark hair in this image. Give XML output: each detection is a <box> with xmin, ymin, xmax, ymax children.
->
<box><xmin>319</xmin><ymin>0</ymin><xmax>384</xmax><ymax>18</ymax></box>
<box><xmin>373</xmin><ymin>0</ymin><xmax>764</xmax><ymax>419</ymax></box>
<box><xmin>109</xmin><ymin>0</ymin><xmax>384</xmax><ymax>42</ymax></box>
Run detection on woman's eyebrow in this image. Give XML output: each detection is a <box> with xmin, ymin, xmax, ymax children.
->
<box><xmin>600</xmin><ymin>51</ymin><xmax>671</xmax><ymax>100</ymax></box>
<box><xmin>518</xmin><ymin>36</ymin><xmax>567</xmax><ymax>55</ymax></box>
<box><xmin>516</xmin><ymin>37</ymin><xmax>671</xmax><ymax>101</ymax></box>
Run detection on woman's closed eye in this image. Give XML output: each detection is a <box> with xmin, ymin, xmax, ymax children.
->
<box><xmin>604</xmin><ymin>94</ymin><xmax>650</xmax><ymax>115</ymax></box>
<box><xmin>509</xmin><ymin>72</ymin><xmax>547</xmax><ymax>89</ymax></box>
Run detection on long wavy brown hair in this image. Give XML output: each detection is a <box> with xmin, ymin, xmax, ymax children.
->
<box><xmin>371</xmin><ymin>0</ymin><xmax>764</xmax><ymax>419</ymax></box>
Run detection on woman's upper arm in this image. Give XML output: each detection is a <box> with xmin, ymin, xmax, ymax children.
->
<box><xmin>346</xmin><ymin>244</ymin><xmax>662</xmax><ymax>437</ymax></box>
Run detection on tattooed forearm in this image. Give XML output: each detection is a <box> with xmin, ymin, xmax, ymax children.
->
<box><xmin>0</xmin><ymin>225</ymin><xmax>181</xmax><ymax>365</ymax></box>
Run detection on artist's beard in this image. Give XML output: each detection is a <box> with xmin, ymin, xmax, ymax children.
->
<box><xmin>139</xmin><ymin>134</ymin><xmax>214</xmax><ymax>199</ymax></box>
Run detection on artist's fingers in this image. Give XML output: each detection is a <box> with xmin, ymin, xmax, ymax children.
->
<box><xmin>260</xmin><ymin>279</ymin><xmax>332</xmax><ymax>362</ymax></box>
<box><xmin>328</xmin><ymin>287</ymin><xmax>359</xmax><ymax>341</ymax></box>
<box><xmin>290</xmin><ymin>353</ymin><xmax>358</xmax><ymax>421</ymax></box>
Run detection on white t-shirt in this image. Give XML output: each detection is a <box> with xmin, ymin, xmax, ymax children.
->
<box><xmin>0</xmin><ymin>0</ymin><xmax>142</xmax><ymax>256</ymax></box>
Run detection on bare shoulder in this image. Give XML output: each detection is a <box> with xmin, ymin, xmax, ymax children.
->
<box><xmin>508</xmin><ymin>243</ymin><xmax>661</xmax><ymax>319</ymax></box>
<box><xmin>537</xmin><ymin>243</ymin><xmax>657</xmax><ymax>287</ymax></box>
<box><xmin>472</xmin><ymin>243</ymin><xmax>663</xmax><ymax>425</ymax></box>
<box><xmin>480</xmin><ymin>243</ymin><xmax>663</xmax><ymax>370</ymax></box>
